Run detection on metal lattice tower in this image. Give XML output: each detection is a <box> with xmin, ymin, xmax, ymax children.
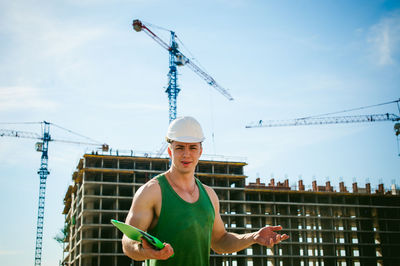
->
<box><xmin>34</xmin><ymin>121</ymin><xmax>51</xmax><ymax>266</ymax></box>
<box><xmin>165</xmin><ymin>31</ymin><xmax>180</xmax><ymax>123</ymax></box>
<box><xmin>0</xmin><ymin>121</ymin><xmax>108</xmax><ymax>265</ymax></box>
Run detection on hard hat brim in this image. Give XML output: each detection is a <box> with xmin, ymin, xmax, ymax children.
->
<box><xmin>168</xmin><ymin>136</ymin><xmax>205</xmax><ymax>143</ymax></box>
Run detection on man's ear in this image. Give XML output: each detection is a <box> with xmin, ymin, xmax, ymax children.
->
<box><xmin>199</xmin><ymin>144</ymin><xmax>203</xmax><ymax>156</ymax></box>
<box><xmin>167</xmin><ymin>144</ymin><xmax>172</xmax><ymax>157</ymax></box>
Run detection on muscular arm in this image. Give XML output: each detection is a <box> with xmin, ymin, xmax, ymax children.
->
<box><xmin>205</xmin><ymin>186</ymin><xmax>289</xmax><ymax>254</ymax></box>
<box><xmin>122</xmin><ymin>180</ymin><xmax>174</xmax><ymax>261</ymax></box>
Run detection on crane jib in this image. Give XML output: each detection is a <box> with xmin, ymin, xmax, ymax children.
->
<box><xmin>247</xmin><ymin>113</ymin><xmax>400</xmax><ymax>128</ymax></box>
<box><xmin>132</xmin><ymin>18</ymin><xmax>234</xmax><ymax>119</ymax></box>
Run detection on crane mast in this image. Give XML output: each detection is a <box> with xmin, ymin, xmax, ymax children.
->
<box><xmin>34</xmin><ymin>121</ymin><xmax>50</xmax><ymax>266</ymax></box>
<box><xmin>132</xmin><ymin>19</ymin><xmax>233</xmax><ymax>123</ymax></box>
<box><xmin>166</xmin><ymin>31</ymin><xmax>180</xmax><ymax>122</ymax></box>
<box><xmin>0</xmin><ymin>121</ymin><xmax>108</xmax><ymax>265</ymax></box>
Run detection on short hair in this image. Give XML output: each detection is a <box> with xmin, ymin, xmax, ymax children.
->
<box><xmin>166</xmin><ymin>139</ymin><xmax>203</xmax><ymax>148</ymax></box>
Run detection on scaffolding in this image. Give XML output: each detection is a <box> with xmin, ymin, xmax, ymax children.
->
<box><xmin>62</xmin><ymin>154</ymin><xmax>400</xmax><ymax>266</ymax></box>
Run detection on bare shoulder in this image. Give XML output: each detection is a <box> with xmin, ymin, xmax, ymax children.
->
<box><xmin>126</xmin><ymin>177</ymin><xmax>162</xmax><ymax>230</ymax></box>
<box><xmin>138</xmin><ymin>177</ymin><xmax>161</xmax><ymax>193</ymax></box>
<box><xmin>133</xmin><ymin>177</ymin><xmax>161</xmax><ymax>203</ymax></box>
<box><xmin>202</xmin><ymin>183</ymin><xmax>220</xmax><ymax>206</ymax></box>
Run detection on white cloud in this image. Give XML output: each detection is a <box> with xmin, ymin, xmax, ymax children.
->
<box><xmin>64</xmin><ymin>0</ymin><xmax>150</xmax><ymax>5</ymax></box>
<box><xmin>97</xmin><ymin>102</ymin><xmax>167</xmax><ymax>111</ymax></box>
<box><xmin>215</xmin><ymin>0</ymin><xmax>246</xmax><ymax>8</ymax></box>
<box><xmin>1</xmin><ymin>1</ymin><xmax>109</xmax><ymax>58</ymax></box>
<box><xmin>368</xmin><ymin>10</ymin><xmax>400</xmax><ymax>66</ymax></box>
<box><xmin>0</xmin><ymin>86</ymin><xmax>58</xmax><ymax>111</ymax></box>
<box><xmin>0</xmin><ymin>250</ymin><xmax>21</xmax><ymax>255</ymax></box>
<box><xmin>39</xmin><ymin>25</ymin><xmax>106</xmax><ymax>57</ymax></box>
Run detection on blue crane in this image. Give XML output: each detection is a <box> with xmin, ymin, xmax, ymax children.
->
<box><xmin>246</xmin><ymin>113</ymin><xmax>400</xmax><ymax>128</ymax></box>
<box><xmin>0</xmin><ymin>121</ymin><xmax>108</xmax><ymax>266</ymax></box>
<box><xmin>132</xmin><ymin>19</ymin><xmax>233</xmax><ymax>123</ymax></box>
<box><xmin>35</xmin><ymin>121</ymin><xmax>50</xmax><ymax>266</ymax></box>
<box><xmin>246</xmin><ymin>99</ymin><xmax>400</xmax><ymax>155</ymax></box>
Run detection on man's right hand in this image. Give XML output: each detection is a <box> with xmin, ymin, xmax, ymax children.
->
<box><xmin>141</xmin><ymin>237</ymin><xmax>174</xmax><ymax>260</ymax></box>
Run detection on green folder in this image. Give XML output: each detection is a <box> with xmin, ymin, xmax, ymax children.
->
<box><xmin>111</xmin><ymin>219</ymin><xmax>165</xmax><ymax>250</ymax></box>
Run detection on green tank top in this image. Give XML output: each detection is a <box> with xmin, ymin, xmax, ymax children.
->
<box><xmin>146</xmin><ymin>174</ymin><xmax>215</xmax><ymax>266</ymax></box>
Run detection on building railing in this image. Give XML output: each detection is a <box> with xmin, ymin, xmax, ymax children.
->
<box><xmin>86</xmin><ymin>148</ymin><xmax>247</xmax><ymax>163</ymax></box>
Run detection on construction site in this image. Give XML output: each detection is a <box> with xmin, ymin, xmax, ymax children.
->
<box><xmin>2</xmin><ymin>14</ymin><xmax>400</xmax><ymax>266</ymax></box>
<box><xmin>61</xmin><ymin>152</ymin><xmax>400</xmax><ymax>266</ymax></box>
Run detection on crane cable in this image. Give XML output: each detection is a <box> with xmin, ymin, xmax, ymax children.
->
<box><xmin>174</xmin><ymin>35</ymin><xmax>217</xmax><ymax>154</ymax></box>
<box><xmin>300</xmin><ymin>99</ymin><xmax>400</xmax><ymax>120</ymax></box>
<box><xmin>1</xmin><ymin>121</ymin><xmax>105</xmax><ymax>146</ymax></box>
<box><xmin>175</xmin><ymin>35</ymin><xmax>209</xmax><ymax>74</ymax></box>
<box><xmin>139</xmin><ymin>20</ymin><xmax>213</xmax><ymax>77</ymax></box>
<box><xmin>209</xmin><ymin>86</ymin><xmax>217</xmax><ymax>154</ymax></box>
<box><xmin>50</xmin><ymin>122</ymin><xmax>103</xmax><ymax>145</ymax></box>
<box><xmin>141</xmin><ymin>20</ymin><xmax>171</xmax><ymax>32</ymax></box>
<box><xmin>0</xmin><ymin>121</ymin><xmax>42</xmax><ymax>125</ymax></box>
<box><xmin>397</xmin><ymin>135</ymin><xmax>400</xmax><ymax>157</ymax></box>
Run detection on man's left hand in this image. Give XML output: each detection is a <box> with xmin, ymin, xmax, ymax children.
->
<box><xmin>253</xmin><ymin>226</ymin><xmax>289</xmax><ymax>248</ymax></box>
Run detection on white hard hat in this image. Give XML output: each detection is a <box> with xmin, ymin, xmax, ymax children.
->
<box><xmin>166</xmin><ymin>116</ymin><xmax>205</xmax><ymax>143</ymax></box>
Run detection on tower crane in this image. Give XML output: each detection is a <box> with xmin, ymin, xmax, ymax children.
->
<box><xmin>246</xmin><ymin>113</ymin><xmax>400</xmax><ymax>128</ymax></box>
<box><xmin>0</xmin><ymin>121</ymin><xmax>108</xmax><ymax>266</ymax></box>
<box><xmin>132</xmin><ymin>19</ymin><xmax>233</xmax><ymax>124</ymax></box>
<box><xmin>246</xmin><ymin>99</ymin><xmax>400</xmax><ymax>155</ymax></box>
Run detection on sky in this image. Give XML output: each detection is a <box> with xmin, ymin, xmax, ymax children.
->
<box><xmin>0</xmin><ymin>0</ymin><xmax>399</xmax><ymax>265</ymax></box>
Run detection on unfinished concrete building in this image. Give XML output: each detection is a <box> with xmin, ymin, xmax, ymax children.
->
<box><xmin>62</xmin><ymin>153</ymin><xmax>400</xmax><ymax>266</ymax></box>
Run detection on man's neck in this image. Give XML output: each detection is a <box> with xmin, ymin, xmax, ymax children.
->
<box><xmin>166</xmin><ymin>167</ymin><xmax>195</xmax><ymax>186</ymax></box>
<box><xmin>165</xmin><ymin>167</ymin><xmax>198</xmax><ymax>202</ymax></box>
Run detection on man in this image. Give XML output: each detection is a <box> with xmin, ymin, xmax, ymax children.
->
<box><xmin>122</xmin><ymin>116</ymin><xmax>289</xmax><ymax>265</ymax></box>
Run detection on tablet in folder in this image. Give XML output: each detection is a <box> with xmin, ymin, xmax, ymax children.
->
<box><xmin>111</xmin><ymin>219</ymin><xmax>165</xmax><ymax>250</ymax></box>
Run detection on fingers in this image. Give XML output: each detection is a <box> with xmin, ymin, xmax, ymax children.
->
<box><xmin>281</xmin><ymin>234</ymin><xmax>290</xmax><ymax>240</ymax></box>
<box><xmin>255</xmin><ymin>226</ymin><xmax>290</xmax><ymax>248</ymax></box>
<box><xmin>156</xmin><ymin>243</ymin><xmax>174</xmax><ymax>260</ymax></box>
<box><xmin>269</xmin><ymin>225</ymin><xmax>283</xmax><ymax>231</ymax></box>
<box><xmin>141</xmin><ymin>237</ymin><xmax>153</xmax><ymax>249</ymax></box>
<box><xmin>266</xmin><ymin>234</ymin><xmax>287</xmax><ymax>248</ymax></box>
<box><xmin>273</xmin><ymin>233</ymin><xmax>290</xmax><ymax>243</ymax></box>
<box><xmin>269</xmin><ymin>234</ymin><xmax>281</xmax><ymax>247</ymax></box>
<box><xmin>140</xmin><ymin>237</ymin><xmax>174</xmax><ymax>260</ymax></box>
<box><xmin>268</xmin><ymin>237</ymin><xmax>274</xmax><ymax>247</ymax></box>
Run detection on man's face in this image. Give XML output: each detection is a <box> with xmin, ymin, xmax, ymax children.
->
<box><xmin>168</xmin><ymin>141</ymin><xmax>202</xmax><ymax>174</ymax></box>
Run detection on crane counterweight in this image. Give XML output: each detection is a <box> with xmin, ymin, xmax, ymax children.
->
<box><xmin>132</xmin><ymin>19</ymin><xmax>143</xmax><ymax>32</ymax></box>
